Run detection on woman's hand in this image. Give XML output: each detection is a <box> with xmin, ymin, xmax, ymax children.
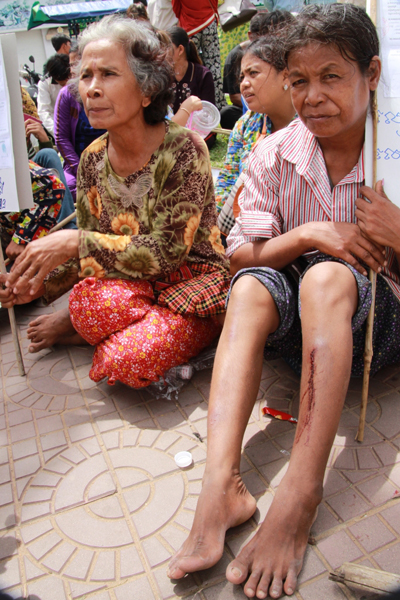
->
<box><xmin>6</xmin><ymin>240</ymin><xmax>25</xmax><ymax>261</ymax></box>
<box><xmin>305</xmin><ymin>221</ymin><xmax>386</xmax><ymax>276</ymax></box>
<box><xmin>356</xmin><ymin>180</ymin><xmax>400</xmax><ymax>253</ymax></box>
<box><xmin>6</xmin><ymin>230</ymin><xmax>79</xmax><ymax>297</ymax></box>
<box><xmin>181</xmin><ymin>96</ymin><xmax>203</xmax><ymax>114</ymax></box>
<box><xmin>0</xmin><ymin>274</ymin><xmax>44</xmax><ymax>308</ymax></box>
<box><xmin>25</xmin><ymin>119</ymin><xmax>49</xmax><ymax>143</ymax></box>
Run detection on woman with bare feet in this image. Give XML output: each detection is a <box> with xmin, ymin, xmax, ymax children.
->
<box><xmin>167</xmin><ymin>5</ymin><xmax>400</xmax><ymax>598</ymax></box>
<box><xmin>0</xmin><ymin>16</ymin><xmax>229</xmax><ymax>388</ymax></box>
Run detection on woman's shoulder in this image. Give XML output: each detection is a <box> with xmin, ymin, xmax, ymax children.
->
<box><xmin>193</xmin><ymin>62</ymin><xmax>212</xmax><ymax>78</ymax></box>
<box><xmin>253</xmin><ymin>118</ymin><xmax>309</xmax><ymax>162</ymax></box>
<box><xmin>165</xmin><ymin>121</ymin><xmax>209</xmax><ymax>158</ymax></box>
<box><xmin>81</xmin><ymin>133</ymin><xmax>109</xmax><ymax>163</ymax></box>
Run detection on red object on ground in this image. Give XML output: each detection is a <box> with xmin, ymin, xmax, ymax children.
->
<box><xmin>262</xmin><ymin>407</ymin><xmax>298</xmax><ymax>424</ymax></box>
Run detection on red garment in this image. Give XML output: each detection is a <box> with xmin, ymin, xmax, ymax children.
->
<box><xmin>70</xmin><ymin>277</ymin><xmax>221</xmax><ymax>388</ymax></box>
<box><xmin>172</xmin><ymin>0</ymin><xmax>218</xmax><ymax>35</ymax></box>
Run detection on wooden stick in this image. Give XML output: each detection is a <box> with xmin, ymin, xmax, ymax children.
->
<box><xmin>48</xmin><ymin>210</ymin><xmax>76</xmax><ymax>233</ymax></box>
<box><xmin>211</xmin><ymin>127</ymin><xmax>232</xmax><ymax>136</ymax></box>
<box><xmin>329</xmin><ymin>562</ymin><xmax>400</xmax><ymax>595</ymax></box>
<box><xmin>0</xmin><ymin>241</ymin><xmax>25</xmax><ymax>377</ymax></box>
<box><xmin>356</xmin><ymin>71</ymin><xmax>378</xmax><ymax>443</ymax></box>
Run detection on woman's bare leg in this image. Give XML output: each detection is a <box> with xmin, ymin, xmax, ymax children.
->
<box><xmin>27</xmin><ymin>308</ymin><xmax>87</xmax><ymax>352</ymax></box>
<box><xmin>226</xmin><ymin>262</ymin><xmax>358</xmax><ymax>598</ymax></box>
<box><xmin>167</xmin><ymin>275</ymin><xmax>280</xmax><ymax>579</ymax></box>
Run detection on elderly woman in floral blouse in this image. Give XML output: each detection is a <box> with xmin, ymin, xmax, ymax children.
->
<box><xmin>0</xmin><ymin>16</ymin><xmax>229</xmax><ymax>388</ymax></box>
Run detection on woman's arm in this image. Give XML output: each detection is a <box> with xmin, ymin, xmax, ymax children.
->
<box><xmin>230</xmin><ymin>221</ymin><xmax>385</xmax><ymax>276</ymax></box>
<box><xmin>228</xmin><ymin>145</ymin><xmax>386</xmax><ymax>277</ymax></box>
<box><xmin>54</xmin><ymin>90</ymin><xmax>80</xmax><ymax>177</ymax></box>
<box><xmin>172</xmin><ymin>96</ymin><xmax>202</xmax><ymax>126</ymax></box>
<box><xmin>356</xmin><ymin>181</ymin><xmax>400</xmax><ymax>265</ymax></box>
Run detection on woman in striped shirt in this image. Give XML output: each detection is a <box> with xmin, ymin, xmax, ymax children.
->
<box><xmin>168</xmin><ymin>5</ymin><xmax>400</xmax><ymax>598</ymax></box>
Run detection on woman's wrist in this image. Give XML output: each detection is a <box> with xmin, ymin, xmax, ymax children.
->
<box><xmin>179</xmin><ymin>106</ymin><xmax>191</xmax><ymax>117</ymax></box>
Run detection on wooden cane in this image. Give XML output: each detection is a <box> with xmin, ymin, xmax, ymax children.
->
<box><xmin>356</xmin><ymin>94</ymin><xmax>378</xmax><ymax>443</ymax></box>
<box><xmin>0</xmin><ymin>240</ymin><xmax>25</xmax><ymax>377</ymax></box>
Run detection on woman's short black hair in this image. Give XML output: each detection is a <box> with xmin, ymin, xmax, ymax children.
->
<box><xmin>45</xmin><ymin>53</ymin><xmax>70</xmax><ymax>83</ymax></box>
<box><xmin>285</xmin><ymin>3</ymin><xmax>379</xmax><ymax>75</ymax></box>
<box><xmin>243</xmin><ymin>34</ymin><xmax>286</xmax><ymax>73</ymax></box>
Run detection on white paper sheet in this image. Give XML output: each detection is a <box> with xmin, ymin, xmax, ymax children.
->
<box><xmin>380</xmin><ymin>0</ymin><xmax>400</xmax><ymax>98</ymax></box>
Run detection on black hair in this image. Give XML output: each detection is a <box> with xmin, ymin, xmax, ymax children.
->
<box><xmin>51</xmin><ymin>33</ymin><xmax>71</xmax><ymax>52</ymax></box>
<box><xmin>286</xmin><ymin>5</ymin><xmax>378</xmax><ymax>73</ymax></box>
<box><xmin>243</xmin><ymin>34</ymin><xmax>286</xmax><ymax>73</ymax></box>
<box><xmin>250</xmin><ymin>10</ymin><xmax>295</xmax><ymax>36</ymax></box>
<box><xmin>44</xmin><ymin>53</ymin><xmax>70</xmax><ymax>82</ymax></box>
<box><xmin>168</xmin><ymin>26</ymin><xmax>202</xmax><ymax>65</ymax></box>
<box><xmin>126</xmin><ymin>2</ymin><xmax>149</xmax><ymax>20</ymax></box>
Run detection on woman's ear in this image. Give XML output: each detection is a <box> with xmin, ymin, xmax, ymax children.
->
<box><xmin>142</xmin><ymin>95</ymin><xmax>152</xmax><ymax>108</ymax></box>
<box><xmin>368</xmin><ymin>55</ymin><xmax>381</xmax><ymax>91</ymax></box>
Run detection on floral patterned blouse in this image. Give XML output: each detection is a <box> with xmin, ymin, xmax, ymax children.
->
<box><xmin>44</xmin><ymin>121</ymin><xmax>230</xmax><ymax>316</ymax></box>
<box><xmin>215</xmin><ymin>111</ymin><xmax>271</xmax><ymax>213</ymax></box>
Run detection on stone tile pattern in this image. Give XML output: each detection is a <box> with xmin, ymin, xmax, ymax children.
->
<box><xmin>0</xmin><ymin>301</ymin><xmax>400</xmax><ymax>600</ymax></box>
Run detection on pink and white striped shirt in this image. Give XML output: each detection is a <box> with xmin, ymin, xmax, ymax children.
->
<box><xmin>226</xmin><ymin>118</ymin><xmax>400</xmax><ymax>302</ymax></box>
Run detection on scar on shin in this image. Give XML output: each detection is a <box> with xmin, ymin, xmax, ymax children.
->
<box><xmin>295</xmin><ymin>349</ymin><xmax>316</xmax><ymax>444</ymax></box>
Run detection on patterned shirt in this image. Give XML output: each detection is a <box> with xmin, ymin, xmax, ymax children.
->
<box><xmin>45</xmin><ymin>121</ymin><xmax>230</xmax><ymax>315</ymax></box>
<box><xmin>0</xmin><ymin>161</ymin><xmax>64</xmax><ymax>245</ymax></box>
<box><xmin>226</xmin><ymin>118</ymin><xmax>400</xmax><ymax>302</ymax></box>
<box><xmin>215</xmin><ymin>111</ymin><xmax>271</xmax><ymax>213</ymax></box>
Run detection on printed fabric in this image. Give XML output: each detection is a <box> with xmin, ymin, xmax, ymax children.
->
<box><xmin>215</xmin><ymin>111</ymin><xmax>271</xmax><ymax>213</ymax></box>
<box><xmin>70</xmin><ymin>277</ymin><xmax>221</xmax><ymax>388</ymax></box>
<box><xmin>0</xmin><ymin>160</ymin><xmax>64</xmax><ymax>245</ymax></box>
<box><xmin>44</xmin><ymin>121</ymin><xmax>230</xmax><ymax>316</ymax></box>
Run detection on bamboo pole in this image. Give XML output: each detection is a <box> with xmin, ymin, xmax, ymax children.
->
<box><xmin>356</xmin><ymin>78</ymin><xmax>378</xmax><ymax>443</ymax></box>
<box><xmin>0</xmin><ymin>240</ymin><xmax>25</xmax><ymax>377</ymax></box>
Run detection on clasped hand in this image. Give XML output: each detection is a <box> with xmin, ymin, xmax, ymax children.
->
<box><xmin>4</xmin><ymin>230</ymin><xmax>79</xmax><ymax>299</ymax></box>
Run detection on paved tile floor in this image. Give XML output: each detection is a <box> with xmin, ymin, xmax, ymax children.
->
<box><xmin>0</xmin><ymin>295</ymin><xmax>399</xmax><ymax>600</ymax></box>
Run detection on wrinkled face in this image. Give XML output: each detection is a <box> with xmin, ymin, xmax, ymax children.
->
<box><xmin>287</xmin><ymin>42</ymin><xmax>379</xmax><ymax>141</ymax></box>
<box><xmin>78</xmin><ymin>39</ymin><xmax>151</xmax><ymax>131</ymax></box>
<box><xmin>240</xmin><ymin>53</ymin><xmax>287</xmax><ymax>115</ymax></box>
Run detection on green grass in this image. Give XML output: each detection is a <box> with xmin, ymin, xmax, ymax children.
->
<box><xmin>209</xmin><ymin>134</ymin><xmax>229</xmax><ymax>170</ymax></box>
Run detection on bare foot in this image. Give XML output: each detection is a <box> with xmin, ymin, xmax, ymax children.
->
<box><xmin>27</xmin><ymin>309</ymin><xmax>86</xmax><ymax>353</ymax></box>
<box><xmin>226</xmin><ymin>477</ymin><xmax>321</xmax><ymax>598</ymax></box>
<box><xmin>167</xmin><ymin>471</ymin><xmax>256</xmax><ymax>579</ymax></box>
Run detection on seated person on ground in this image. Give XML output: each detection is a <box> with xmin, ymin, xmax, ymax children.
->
<box><xmin>38</xmin><ymin>54</ymin><xmax>70</xmax><ymax>137</ymax></box>
<box><xmin>1</xmin><ymin>16</ymin><xmax>229</xmax><ymax>391</ymax></box>
<box><xmin>221</xmin><ymin>11</ymin><xmax>296</xmax><ymax>130</ymax></box>
<box><xmin>0</xmin><ymin>161</ymin><xmax>65</xmax><ymax>262</ymax></box>
<box><xmin>21</xmin><ymin>87</ymin><xmax>76</xmax><ymax>228</ymax></box>
<box><xmin>216</xmin><ymin>24</ymin><xmax>296</xmax><ymax>240</ymax></box>
<box><xmin>168</xmin><ymin>26</ymin><xmax>217</xmax><ymax>147</ymax></box>
<box><xmin>167</xmin><ymin>5</ymin><xmax>400</xmax><ymax>598</ymax></box>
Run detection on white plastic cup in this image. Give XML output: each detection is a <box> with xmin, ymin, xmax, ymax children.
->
<box><xmin>188</xmin><ymin>100</ymin><xmax>220</xmax><ymax>139</ymax></box>
<box><xmin>174</xmin><ymin>451</ymin><xmax>193</xmax><ymax>468</ymax></box>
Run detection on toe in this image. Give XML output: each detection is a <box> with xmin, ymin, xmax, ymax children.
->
<box><xmin>283</xmin><ymin>567</ymin><xmax>297</xmax><ymax>596</ymax></box>
<box><xmin>255</xmin><ymin>572</ymin><xmax>272</xmax><ymax>599</ymax></box>
<box><xmin>226</xmin><ymin>558</ymin><xmax>249</xmax><ymax>585</ymax></box>
<box><xmin>243</xmin><ymin>570</ymin><xmax>262</xmax><ymax>598</ymax></box>
<box><xmin>28</xmin><ymin>340</ymin><xmax>47</xmax><ymax>353</ymax></box>
<box><xmin>27</xmin><ymin>328</ymin><xmax>37</xmax><ymax>339</ymax></box>
<box><xmin>269</xmin><ymin>574</ymin><xmax>283</xmax><ymax>598</ymax></box>
<box><xmin>167</xmin><ymin>565</ymin><xmax>186</xmax><ymax>580</ymax></box>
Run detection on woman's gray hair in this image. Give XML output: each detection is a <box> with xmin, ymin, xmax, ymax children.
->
<box><xmin>74</xmin><ymin>14</ymin><xmax>174</xmax><ymax>124</ymax></box>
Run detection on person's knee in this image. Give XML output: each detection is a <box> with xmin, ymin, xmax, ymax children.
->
<box><xmin>229</xmin><ymin>275</ymin><xmax>276</xmax><ymax>315</ymax></box>
<box><xmin>300</xmin><ymin>262</ymin><xmax>358</xmax><ymax>317</ymax></box>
